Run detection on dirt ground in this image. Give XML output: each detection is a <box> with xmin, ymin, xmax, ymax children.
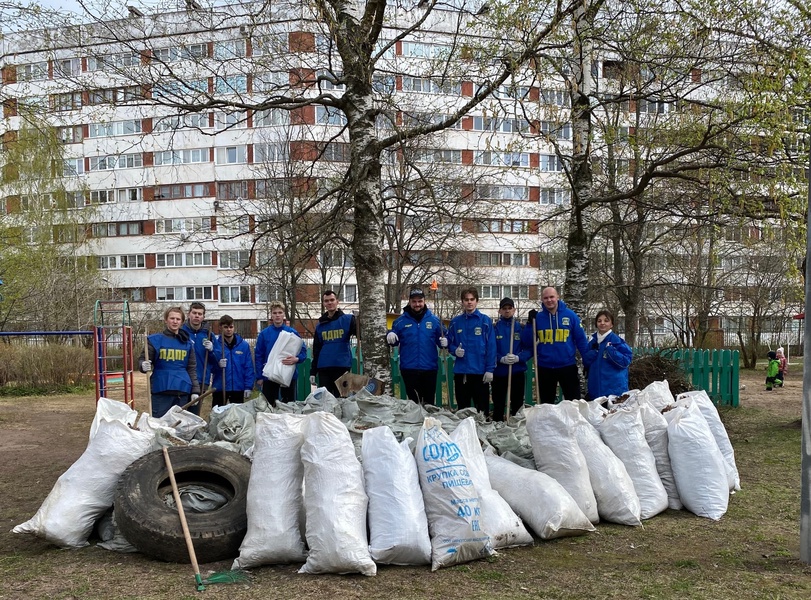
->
<box><xmin>0</xmin><ymin>367</ymin><xmax>809</xmax><ymax>600</ymax></box>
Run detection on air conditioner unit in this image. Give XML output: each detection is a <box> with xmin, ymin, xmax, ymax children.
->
<box><xmin>180</xmin><ymin>232</ymin><xmax>190</xmax><ymax>241</ymax></box>
<box><xmin>239</xmin><ymin>25</ymin><xmax>249</xmax><ymax>35</ymax></box>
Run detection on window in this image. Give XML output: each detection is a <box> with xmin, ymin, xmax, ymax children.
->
<box><xmin>540</xmin><ymin>121</ymin><xmax>572</xmax><ymax>140</ymax></box>
<box><xmin>154</xmin><ymin>112</ymin><xmax>211</xmax><ymax>131</ymax></box>
<box><xmin>494</xmin><ymin>84</ymin><xmax>530</xmax><ymax>100</ymax></box>
<box><xmin>255</xmin><ymin>179</ymin><xmax>292</xmax><ymax>198</ymax></box>
<box><xmin>321</xmin><ymin>142</ymin><xmax>351</xmax><ymax>162</ymax></box>
<box><xmin>252</xmin><ymin>142</ymin><xmax>288</xmax><ymax>163</ymax></box>
<box><xmin>120</xmin><ymin>288</ymin><xmax>145</xmax><ymax>302</ymax></box>
<box><xmin>217</xmin><ymin>215</ymin><xmax>250</xmax><ymax>235</ymax></box>
<box><xmin>154</xmin><ymin>149</ymin><xmax>208</xmax><ymax>165</ymax></box>
<box><xmin>372</xmin><ymin>74</ymin><xmax>396</xmax><ymax>94</ymax></box>
<box><xmin>117</xmin><ymin>188</ymin><xmax>143</xmax><ymax>202</ymax></box>
<box><xmin>216</xmin><ymin>181</ymin><xmax>247</xmax><ymax>201</ymax></box>
<box><xmin>253</xmin><ymin>71</ymin><xmax>287</xmax><ymax>92</ymax></box>
<box><xmin>401</xmin><ymin>41</ymin><xmax>450</xmax><ymax>58</ymax></box>
<box><xmin>476</xmin><ymin>219</ymin><xmax>530</xmax><ymax>233</ymax></box>
<box><xmin>19</xmin><ymin>96</ymin><xmax>48</xmax><ymax>110</ymax></box>
<box><xmin>215</xmin><ymin>146</ymin><xmax>247</xmax><ymax>164</ymax></box>
<box><xmin>215</xmin><ymin>110</ymin><xmax>247</xmax><ymax>130</ymax></box>
<box><xmin>540</xmin><ymin>188</ymin><xmax>571</xmax><ymax>205</ymax></box>
<box><xmin>220</xmin><ymin>285</ymin><xmax>251</xmax><ymax>303</ymax></box>
<box><xmin>155</xmin><ymin>184</ymin><xmax>207</xmax><ymax>200</ymax></box>
<box><xmin>256</xmin><ymin>285</ymin><xmax>284</xmax><ymax>303</ymax></box>
<box><xmin>88</xmin><ymin>153</ymin><xmax>143</xmax><ymax>171</ymax></box>
<box><xmin>53</xmin><ymin>92</ymin><xmax>82</xmax><ymax>111</ymax></box>
<box><xmin>89</xmin><ymin>190</ymin><xmax>114</xmax><ymax>204</ymax></box>
<box><xmin>87</xmin><ymin>51</ymin><xmax>140</xmax><ymax>71</ymax></box>
<box><xmin>54</xmin><ymin>57</ymin><xmax>81</xmax><ymax>77</ymax></box>
<box><xmin>87</xmin><ymin>120</ymin><xmax>143</xmax><ymax>138</ymax></box>
<box><xmin>638</xmin><ymin>99</ymin><xmax>671</xmax><ymax>114</ymax></box>
<box><xmin>320</xmin><ymin>248</ymin><xmax>353</xmax><ymax>268</ymax></box>
<box><xmin>87</xmin><ymin>86</ymin><xmax>140</xmax><ymax>105</ymax></box>
<box><xmin>402</xmin><ymin>76</ymin><xmax>461</xmax><ymax>95</ymax></box>
<box><xmin>157</xmin><ymin>286</ymin><xmax>214</xmax><ymax>301</ymax></box>
<box><xmin>414</xmin><ymin>149</ymin><xmax>462</xmax><ymax>164</ymax></box>
<box><xmin>504</xmin><ymin>253</ymin><xmax>529</xmax><ymax>266</ymax></box>
<box><xmin>64</xmin><ymin>191</ymin><xmax>86</xmax><ymax>208</ymax></box>
<box><xmin>475</xmin><ymin>151</ymin><xmax>529</xmax><ymax>167</ymax></box>
<box><xmin>254</xmin><ymin>108</ymin><xmax>288</xmax><ymax>127</ymax></box>
<box><xmin>17</xmin><ymin>61</ymin><xmax>48</xmax><ymax>81</ymax></box>
<box><xmin>331</xmin><ymin>284</ymin><xmax>358</xmax><ymax>303</ymax></box>
<box><xmin>156</xmin><ymin>252</ymin><xmax>212</xmax><ymax>267</ymax></box>
<box><xmin>480</xmin><ymin>285</ymin><xmax>529</xmax><ymax>299</ymax></box>
<box><xmin>317</xmin><ymin>69</ymin><xmax>345</xmax><ymax>90</ymax></box>
<box><xmin>154</xmin><ymin>80</ymin><xmax>207</xmax><ymax>101</ymax></box>
<box><xmin>252</xmin><ymin>33</ymin><xmax>287</xmax><ymax>56</ymax></box>
<box><xmin>476</xmin><ymin>252</ymin><xmax>502</xmax><ymax>266</ymax></box>
<box><xmin>472</xmin><ymin>117</ymin><xmax>530</xmax><ymax>133</ymax></box>
<box><xmin>63</xmin><ymin>158</ymin><xmax>85</xmax><ymax>176</ymax></box>
<box><xmin>156</xmin><ymin>217</ymin><xmax>211</xmax><ymax>234</ymax></box>
<box><xmin>540</xmin><ymin>154</ymin><xmax>564</xmax><ymax>172</ymax></box>
<box><xmin>477</xmin><ymin>185</ymin><xmax>530</xmax><ymax>201</ymax></box>
<box><xmin>92</xmin><ymin>222</ymin><xmax>142</xmax><ymax>237</ymax></box>
<box><xmin>213</xmin><ymin>39</ymin><xmax>246</xmax><ymax>59</ymax></box>
<box><xmin>57</xmin><ymin>126</ymin><xmax>83</xmax><ymax>144</ymax></box>
<box><xmin>219</xmin><ymin>250</ymin><xmax>252</xmax><ymax>269</ymax></box>
<box><xmin>316</xmin><ymin>106</ymin><xmax>347</xmax><ymax>126</ymax></box>
<box><xmin>153</xmin><ymin>47</ymin><xmax>181</xmax><ymax>63</ymax></box>
<box><xmin>183</xmin><ymin>43</ymin><xmax>208</xmax><ymax>59</ymax></box>
<box><xmin>98</xmin><ymin>254</ymin><xmax>145</xmax><ymax>269</ymax></box>
<box><xmin>215</xmin><ymin>75</ymin><xmax>247</xmax><ymax>94</ymax></box>
<box><xmin>540</xmin><ymin>89</ymin><xmax>570</xmax><ymax>107</ymax></box>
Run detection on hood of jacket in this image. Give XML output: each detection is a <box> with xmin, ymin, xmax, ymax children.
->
<box><xmin>318</xmin><ymin>308</ymin><xmax>346</xmax><ymax>325</ymax></box>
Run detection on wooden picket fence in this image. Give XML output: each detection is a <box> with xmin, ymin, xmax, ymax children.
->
<box><xmin>293</xmin><ymin>346</ymin><xmax>740</xmax><ymax>408</ymax></box>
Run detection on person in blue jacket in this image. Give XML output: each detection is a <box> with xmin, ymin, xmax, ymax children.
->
<box><xmin>582</xmin><ymin>309</ymin><xmax>633</xmax><ymax>400</ymax></box>
<box><xmin>492</xmin><ymin>297</ymin><xmax>532</xmax><ymax>421</ymax></box>
<box><xmin>310</xmin><ymin>290</ymin><xmax>357</xmax><ymax>397</ymax></box>
<box><xmin>211</xmin><ymin>314</ymin><xmax>255</xmax><ymax>406</ymax></box>
<box><xmin>447</xmin><ymin>287</ymin><xmax>496</xmax><ymax>416</ymax></box>
<box><xmin>528</xmin><ymin>287</ymin><xmax>590</xmax><ymax>403</ymax></box>
<box><xmin>255</xmin><ymin>303</ymin><xmax>307</xmax><ymax>404</ymax></box>
<box><xmin>138</xmin><ymin>306</ymin><xmax>200</xmax><ymax>418</ymax></box>
<box><xmin>181</xmin><ymin>302</ymin><xmax>223</xmax><ymax>415</ymax></box>
<box><xmin>386</xmin><ymin>287</ymin><xmax>448</xmax><ymax>405</ymax></box>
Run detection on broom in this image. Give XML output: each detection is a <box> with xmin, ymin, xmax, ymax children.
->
<box><xmin>162</xmin><ymin>447</ymin><xmax>249</xmax><ymax>591</ymax></box>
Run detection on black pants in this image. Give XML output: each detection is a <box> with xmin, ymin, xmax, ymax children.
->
<box><xmin>262</xmin><ymin>379</ymin><xmax>297</xmax><ymax>405</ymax></box>
<box><xmin>492</xmin><ymin>371</ymin><xmax>526</xmax><ymax>421</ymax></box>
<box><xmin>400</xmin><ymin>369</ymin><xmax>438</xmax><ymax>405</ymax></box>
<box><xmin>454</xmin><ymin>373</ymin><xmax>490</xmax><ymax>417</ymax></box>
<box><xmin>212</xmin><ymin>390</ymin><xmax>246</xmax><ymax>407</ymax></box>
<box><xmin>537</xmin><ymin>364</ymin><xmax>581</xmax><ymax>404</ymax></box>
<box><xmin>314</xmin><ymin>367</ymin><xmax>349</xmax><ymax>398</ymax></box>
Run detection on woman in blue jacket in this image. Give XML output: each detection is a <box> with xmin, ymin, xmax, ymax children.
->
<box><xmin>581</xmin><ymin>309</ymin><xmax>633</xmax><ymax>400</ymax></box>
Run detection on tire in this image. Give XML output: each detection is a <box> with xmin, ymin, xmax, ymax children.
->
<box><xmin>114</xmin><ymin>446</ymin><xmax>251</xmax><ymax>564</ymax></box>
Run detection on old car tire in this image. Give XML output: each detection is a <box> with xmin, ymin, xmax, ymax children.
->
<box><xmin>114</xmin><ymin>446</ymin><xmax>251</xmax><ymax>563</ymax></box>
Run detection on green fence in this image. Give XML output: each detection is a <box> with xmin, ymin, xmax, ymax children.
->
<box><xmin>294</xmin><ymin>346</ymin><xmax>740</xmax><ymax>408</ymax></box>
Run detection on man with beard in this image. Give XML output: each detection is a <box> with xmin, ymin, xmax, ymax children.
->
<box><xmin>386</xmin><ymin>288</ymin><xmax>448</xmax><ymax>405</ymax></box>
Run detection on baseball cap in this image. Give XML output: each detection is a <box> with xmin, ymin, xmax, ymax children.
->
<box><xmin>499</xmin><ymin>297</ymin><xmax>514</xmax><ymax>309</ymax></box>
<box><xmin>409</xmin><ymin>288</ymin><xmax>425</xmax><ymax>298</ymax></box>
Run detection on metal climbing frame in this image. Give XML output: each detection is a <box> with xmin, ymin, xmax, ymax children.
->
<box><xmin>93</xmin><ymin>300</ymin><xmax>135</xmax><ymax>407</ymax></box>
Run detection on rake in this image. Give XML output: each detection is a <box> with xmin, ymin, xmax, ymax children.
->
<box><xmin>162</xmin><ymin>447</ymin><xmax>250</xmax><ymax>591</ymax></box>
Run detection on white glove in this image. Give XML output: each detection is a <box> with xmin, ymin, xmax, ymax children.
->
<box><xmin>244</xmin><ymin>390</ymin><xmax>251</xmax><ymax>400</ymax></box>
<box><xmin>439</xmin><ymin>337</ymin><xmax>448</xmax><ymax>348</ymax></box>
<box><xmin>500</xmin><ymin>353</ymin><xmax>519</xmax><ymax>365</ymax></box>
<box><xmin>218</xmin><ymin>358</ymin><xmax>227</xmax><ymax>368</ymax></box>
<box><xmin>202</xmin><ymin>339</ymin><xmax>214</xmax><ymax>351</ymax></box>
<box><xmin>141</xmin><ymin>360</ymin><xmax>152</xmax><ymax>372</ymax></box>
<box><xmin>190</xmin><ymin>393</ymin><xmax>199</xmax><ymax>404</ymax></box>
<box><xmin>483</xmin><ymin>372</ymin><xmax>493</xmax><ymax>384</ymax></box>
<box><xmin>386</xmin><ymin>332</ymin><xmax>399</xmax><ymax>345</ymax></box>
<box><xmin>310</xmin><ymin>375</ymin><xmax>316</xmax><ymax>386</ymax></box>
<box><xmin>455</xmin><ymin>346</ymin><xmax>465</xmax><ymax>358</ymax></box>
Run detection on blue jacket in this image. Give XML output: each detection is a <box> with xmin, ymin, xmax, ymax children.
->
<box><xmin>181</xmin><ymin>321</ymin><xmax>220</xmax><ymax>386</ymax></box>
<box><xmin>390</xmin><ymin>306</ymin><xmax>445</xmax><ymax>371</ymax></box>
<box><xmin>531</xmin><ymin>299</ymin><xmax>590</xmax><ymax>369</ymax></box>
<box><xmin>144</xmin><ymin>330</ymin><xmax>199</xmax><ymax>395</ymax></box>
<box><xmin>312</xmin><ymin>310</ymin><xmax>356</xmax><ymax>372</ymax></box>
<box><xmin>448</xmin><ymin>309</ymin><xmax>496</xmax><ymax>375</ymax></box>
<box><xmin>255</xmin><ymin>323</ymin><xmax>307</xmax><ymax>380</ymax></box>
<box><xmin>494</xmin><ymin>317</ymin><xmax>533</xmax><ymax>377</ymax></box>
<box><xmin>582</xmin><ymin>330</ymin><xmax>633</xmax><ymax>398</ymax></box>
<box><xmin>212</xmin><ymin>334</ymin><xmax>255</xmax><ymax>392</ymax></box>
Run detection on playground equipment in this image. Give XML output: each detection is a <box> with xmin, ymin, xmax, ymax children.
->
<box><xmin>93</xmin><ymin>300</ymin><xmax>135</xmax><ymax>407</ymax></box>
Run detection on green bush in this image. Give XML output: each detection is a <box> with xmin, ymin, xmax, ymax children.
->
<box><xmin>0</xmin><ymin>343</ymin><xmax>95</xmax><ymax>394</ymax></box>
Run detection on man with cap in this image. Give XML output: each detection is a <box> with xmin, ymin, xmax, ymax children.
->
<box><xmin>492</xmin><ymin>297</ymin><xmax>533</xmax><ymax>420</ymax></box>
<box><xmin>386</xmin><ymin>287</ymin><xmax>448</xmax><ymax>405</ymax></box>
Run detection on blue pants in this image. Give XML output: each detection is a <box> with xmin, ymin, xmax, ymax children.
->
<box><xmin>151</xmin><ymin>392</ymin><xmax>191</xmax><ymax>418</ymax></box>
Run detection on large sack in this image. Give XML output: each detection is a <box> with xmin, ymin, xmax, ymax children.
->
<box><xmin>451</xmin><ymin>419</ymin><xmax>533</xmax><ymax>549</ymax></box>
<box><xmin>598</xmin><ymin>406</ymin><xmax>668</xmax><ymax>520</ymax></box>
<box><xmin>569</xmin><ymin>403</ymin><xmax>641</xmax><ymax>526</ymax></box>
<box><xmin>233</xmin><ymin>413</ymin><xmax>307</xmax><ymax>569</ymax></box>
<box><xmin>525</xmin><ymin>404</ymin><xmax>599</xmax><ymax>524</ymax></box>
<box><xmin>485</xmin><ymin>452</ymin><xmax>594</xmax><ymax>539</ymax></box>
<box><xmin>638</xmin><ymin>380</ymin><xmax>674</xmax><ymax>411</ymax></box>
<box><xmin>415</xmin><ymin>417</ymin><xmax>494</xmax><ymax>571</ymax></box>
<box><xmin>677</xmin><ymin>390</ymin><xmax>740</xmax><ymax>491</ymax></box>
<box><xmin>299</xmin><ymin>412</ymin><xmax>375</xmax><ymax>575</ymax></box>
<box><xmin>666</xmin><ymin>403</ymin><xmax>729</xmax><ymax>520</ymax></box>
<box><xmin>263</xmin><ymin>330</ymin><xmax>304</xmax><ymax>387</ymax></box>
<box><xmin>89</xmin><ymin>397</ymin><xmax>137</xmax><ymax>440</ymax></box>
<box><xmin>361</xmin><ymin>426</ymin><xmax>431</xmax><ymax>565</ymax></box>
<box><xmin>630</xmin><ymin>396</ymin><xmax>682</xmax><ymax>510</ymax></box>
<box><xmin>13</xmin><ymin>418</ymin><xmax>154</xmax><ymax>548</ymax></box>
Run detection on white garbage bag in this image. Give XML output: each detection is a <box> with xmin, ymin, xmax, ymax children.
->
<box><xmin>263</xmin><ymin>330</ymin><xmax>304</xmax><ymax>387</ymax></box>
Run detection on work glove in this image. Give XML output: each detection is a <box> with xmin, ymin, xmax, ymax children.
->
<box><xmin>455</xmin><ymin>347</ymin><xmax>465</xmax><ymax>358</ymax></box>
<box><xmin>527</xmin><ymin>309</ymin><xmax>538</xmax><ymax>324</ymax></box>
<box><xmin>141</xmin><ymin>360</ymin><xmax>152</xmax><ymax>372</ymax></box>
<box><xmin>202</xmin><ymin>339</ymin><xmax>214</xmax><ymax>351</ymax></box>
<box><xmin>386</xmin><ymin>332</ymin><xmax>399</xmax><ymax>345</ymax></box>
<box><xmin>310</xmin><ymin>375</ymin><xmax>316</xmax><ymax>386</ymax></box>
<box><xmin>500</xmin><ymin>354</ymin><xmax>519</xmax><ymax>365</ymax></box>
<box><xmin>218</xmin><ymin>358</ymin><xmax>227</xmax><ymax>368</ymax></box>
<box><xmin>190</xmin><ymin>394</ymin><xmax>199</xmax><ymax>404</ymax></box>
<box><xmin>439</xmin><ymin>337</ymin><xmax>448</xmax><ymax>348</ymax></box>
<box><xmin>244</xmin><ymin>390</ymin><xmax>252</xmax><ymax>400</ymax></box>
<box><xmin>483</xmin><ymin>372</ymin><xmax>493</xmax><ymax>384</ymax></box>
